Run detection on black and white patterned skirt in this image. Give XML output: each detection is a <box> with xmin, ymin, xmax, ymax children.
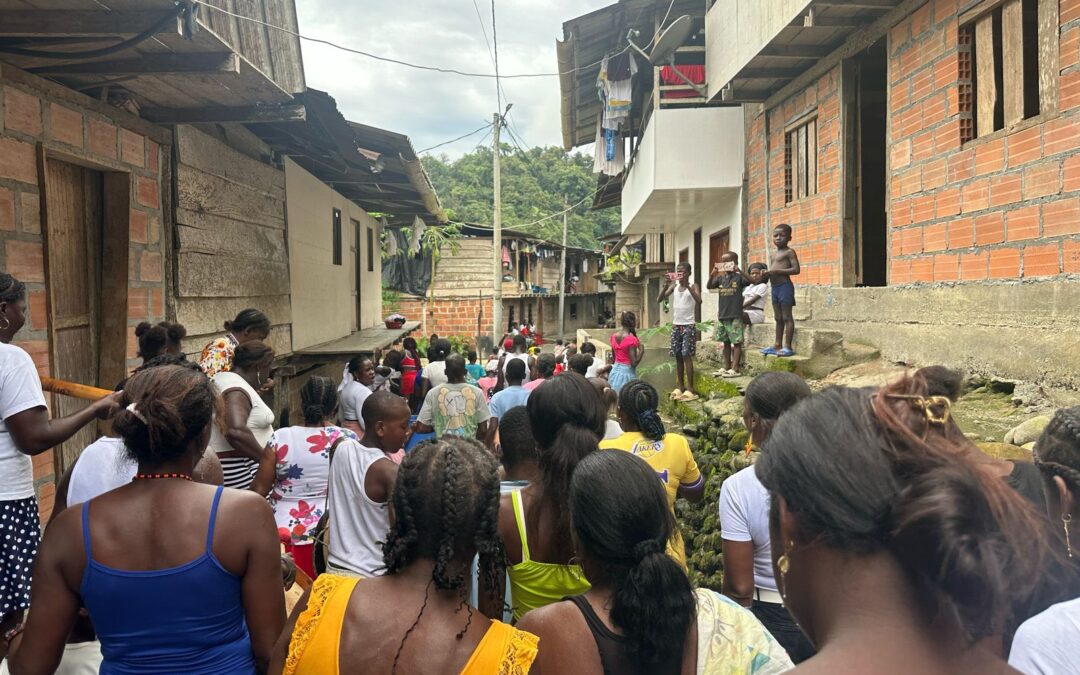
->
<box><xmin>0</xmin><ymin>497</ymin><xmax>40</xmax><ymax>616</ymax></box>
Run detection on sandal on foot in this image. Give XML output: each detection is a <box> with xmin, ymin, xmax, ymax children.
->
<box><xmin>679</xmin><ymin>391</ymin><xmax>699</xmax><ymax>401</ymax></box>
<box><xmin>760</xmin><ymin>347</ymin><xmax>779</xmax><ymax>355</ymax></box>
<box><xmin>777</xmin><ymin>348</ymin><xmax>795</xmax><ymax>357</ymax></box>
<box><xmin>669</xmin><ymin>389</ymin><xmax>683</xmax><ymax>400</ymax></box>
<box><xmin>721</xmin><ymin>369</ymin><xmax>741</xmax><ymax>378</ymax></box>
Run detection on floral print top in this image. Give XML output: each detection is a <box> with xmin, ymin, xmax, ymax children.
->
<box><xmin>198</xmin><ymin>333</ymin><xmax>239</xmax><ymax>378</ymax></box>
<box><xmin>269</xmin><ymin>425</ymin><xmax>359</xmax><ymax>544</ymax></box>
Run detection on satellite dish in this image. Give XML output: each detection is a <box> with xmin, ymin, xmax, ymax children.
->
<box><xmin>625</xmin><ymin>15</ymin><xmax>705</xmax><ymax>96</ymax></box>
<box><xmin>649</xmin><ymin>15</ymin><xmax>695</xmax><ymax>65</ymax></box>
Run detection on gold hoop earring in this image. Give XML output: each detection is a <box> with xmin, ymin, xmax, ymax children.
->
<box><xmin>1064</xmin><ymin>514</ymin><xmax>1074</xmax><ymax>559</ymax></box>
<box><xmin>744</xmin><ymin>436</ymin><xmax>754</xmax><ymax>457</ymax></box>
<box><xmin>0</xmin><ymin>315</ymin><xmax>9</xmax><ymax>331</ymax></box>
<box><xmin>777</xmin><ymin>541</ymin><xmax>793</xmax><ymax>599</ymax></box>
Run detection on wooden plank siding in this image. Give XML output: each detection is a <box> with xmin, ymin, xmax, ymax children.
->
<box><xmin>172</xmin><ymin>125</ymin><xmax>292</xmax><ymax>357</ymax></box>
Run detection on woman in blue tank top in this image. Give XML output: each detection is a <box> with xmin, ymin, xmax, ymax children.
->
<box><xmin>5</xmin><ymin>365</ymin><xmax>285</xmax><ymax>674</ymax></box>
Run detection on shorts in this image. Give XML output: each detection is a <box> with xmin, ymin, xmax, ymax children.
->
<box><xmin>0</xmin><ymin>497</ymin><xmax>40</xmax><ymax>615</ymax></box>
<box><xmin>771</xmin><ymin>282</ymin><xmax>796</xmax><ymax>307</ymax></box>
<box><xmin>714</xmin><ymin>319</ymin><xmax>745</xmax><ymax>345</ymax></box>
<box><xmin>669</xmin><ymin>324</ymin><xmax>697</xmax><ymax>357</ymax></box>
<box><xmin>745</xmin><ymin>308</ymin><xmax>765</xmax><ymax>325</ymax></box>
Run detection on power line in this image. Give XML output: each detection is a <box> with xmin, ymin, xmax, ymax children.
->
<box><xmin>193</xmin><ymin>0</ymin><xmax>639</xmax><ymax>80</ymax></box>
<box><xmin>416</xmin><ymin>122</ymin><xmax>493</xmax><ymax>154</ymax></box>
<box><xmin>491</xmin><ymin>0</ymin><xmax>502</xmax><ymax>111</ymax></box>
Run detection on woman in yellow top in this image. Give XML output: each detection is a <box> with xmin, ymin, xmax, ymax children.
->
<box><xmin>599</xmin><ymin>380</ymin><xmax>705</xmax><ymax>566</ymax></box>
<box><xmin>481</xmin><ymin>373</ymin><xmax>604</xmax><ymax>621</ymax></box>
<box><xmin>268</xmin><ymin>438</ymin><xmax>537</xmax><ymax>675</ymax></box>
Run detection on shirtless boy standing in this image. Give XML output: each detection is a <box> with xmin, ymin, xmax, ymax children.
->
<box><xmin>761</xmin><ymin>223</ymin><xmax>801</xmax><ymax>357</ymax></box>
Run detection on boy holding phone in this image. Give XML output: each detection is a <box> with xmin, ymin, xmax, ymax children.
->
<box><xmin>659</xmin><ymin>262</ymin><xmax>702</xmax><ymax>401</ymax></box>
<box><xmin>707</xmin><ymin>251</ymin><xmax>750</xmax><ymax>377</ymax></box>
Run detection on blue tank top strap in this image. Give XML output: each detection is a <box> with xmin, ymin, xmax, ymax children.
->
<box><xmin>81</xmin><ymin>500</ymin><xmax>93</xmax><ymax>559</ymax></box>
<box><xmin>206</xmin><ymin>486</ymin><xmax>225</xmax><ymax>553</ymax></box>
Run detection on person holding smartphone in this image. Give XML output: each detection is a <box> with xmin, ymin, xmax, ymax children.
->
<box><xmin>659</xmin><ymin>262</ymin><xmax>702</xmax><ymax>401</ymax></box>
<box><xmin>707</xmin><ymin>252</ymin><xmax>751</xmax><ymax>377</ymax></box>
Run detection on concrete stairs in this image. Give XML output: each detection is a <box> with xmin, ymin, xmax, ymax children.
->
<box><xmin>699</xmin><ymin>326</ymin><xmax>880</xmax><ymax>380</ymax></box>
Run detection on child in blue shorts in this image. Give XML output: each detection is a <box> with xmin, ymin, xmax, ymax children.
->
<box><xmin>761</xmin><ymin>223</ymin><xmax>801</xmax><ymax>357</ymax></box>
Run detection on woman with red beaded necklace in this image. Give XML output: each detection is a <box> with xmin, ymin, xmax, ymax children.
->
<box><xmin>5</xmin><ymin>365</ymin><xmax>285</xmax><ymax>675</ymax></box>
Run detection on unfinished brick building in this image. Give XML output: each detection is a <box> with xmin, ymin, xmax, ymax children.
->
<box><xmin>714</xmin><ymin>0</ymin><xmax>1080</xmax><ymax>386</ymax></box>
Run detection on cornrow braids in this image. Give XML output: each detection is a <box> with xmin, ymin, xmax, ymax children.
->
<box><xmin>383</xmin><ymin>437</ymin><xmax>502</xmax><ymax>672</ymax></box>
<box><xmin>0</xmin><ymin>273</ymin><xmax>26</xmax><ymax>304</ymax></box>
<box><xmin>1034</xmin><ymin>406</ymin><xmax>1080</xmax><ymax>490</ymax></box>
<box><xmin>300</xmin><ymin>375</ymin><xmax>337</xmax><ymax>425</ymax></box>
<box><xmin>619</xmin><ymin>380</ymin><xmax>666</xmax><ymax>441</ymax></box>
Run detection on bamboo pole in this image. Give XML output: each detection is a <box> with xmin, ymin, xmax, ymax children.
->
<box><xmin>40</xmin><ymin>377</ymin><xmax>112</xmax><ymax>402</ymax></box>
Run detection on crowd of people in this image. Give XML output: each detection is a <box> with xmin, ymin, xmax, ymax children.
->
<box><xmin>1</xmin><ymin>266</ymin><xmax>1079</xmax><ymax>674</ymax></box>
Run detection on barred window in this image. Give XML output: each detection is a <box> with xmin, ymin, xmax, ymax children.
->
<box><xmin>785</xmin><ymin>116</ymin><xmax>817</xmax><ymax>204</ymax></box>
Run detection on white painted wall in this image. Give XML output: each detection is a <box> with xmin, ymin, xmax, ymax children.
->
<box><xmin>622</xmin><ymin>106</ymin><xmax>744</xmax><ymax>233</ymax></box>
<box><xmin>284</xmin><ymin>158</ymin><xmax>382</xmax><ymax>350</ymax></box>
<box><xmin>672</xmin><ymin>190</ymin><xmax>744</xmax><ymax>323</ymax></box>
<box><xmin>706</xmin><ymin>0</ymin><xmax>813</xmax><ymax>100</ymax></box>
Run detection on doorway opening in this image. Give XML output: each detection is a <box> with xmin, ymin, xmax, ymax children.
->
<box><xmin>352</xmin><ymin>218</ymin><xmax>363</xmax><ymax>331</ymax></box>
<box><xmin>43</xmin><ymin>158</ymin><xmax>130</xmax><ymax>473</ymax></box>
<box><xmin>843</xmin><ymin>38</ymin><xmax>888</xmax><ymax>286</ymax></box>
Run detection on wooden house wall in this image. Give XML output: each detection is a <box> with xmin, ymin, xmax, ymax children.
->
<box><xmin>172</xmin><ymin>124</ymin><xmax>292</xmax><ymax>357</ymax></box>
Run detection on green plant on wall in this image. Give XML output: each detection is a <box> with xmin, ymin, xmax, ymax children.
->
<box><xmin>600</xmin><ymin>249</ymin><xmax>642</xmax><ymax>281</ymax></box>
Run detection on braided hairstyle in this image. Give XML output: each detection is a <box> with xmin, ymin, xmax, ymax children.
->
<box><xmin>382</xmin><ymin>437</ymin><xmax>502</xmax><ymax>673</ymax></box>
<box><xmin>570</xmin><ymin>450</ymin><xmax>695</xmax><ymax>665</ymax></box>
<box><xmin>0</xmin><ymin>273</ymin><xmax>25</xmax><ymax>304</ymax></box>
<box><xmin>113</xmin><ymin>365</ymin><xmax>220</xmax><ymax>468</ymax></box>
<box><xmin>1035</xmin><ymin>406</ymin><xmax>1080</xmax><ymax>500</ymax></box>
<box><xmin>300</xmin><ymin>375</ymin><xmax>337</xmax><ymax>425</ymax></box>
<box><xmin>620</xmin><ymin>311</ymin><xmax>638</xmax><ymax>336</ymax></box>
<box><xmin>618</xmin><ymin>380</ymin><xmax>666</xmax><ymax>441</ymax></box>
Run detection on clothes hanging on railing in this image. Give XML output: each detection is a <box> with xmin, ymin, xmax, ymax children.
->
<box><xmin>593</xmin><ymin>51</ymin><xmax>636</xmax><ymax>175</ymax></box>
<box><xmin>659</xmin><ymin>65</ymin><xmax>706</xmax><ymax>99</ymax></box>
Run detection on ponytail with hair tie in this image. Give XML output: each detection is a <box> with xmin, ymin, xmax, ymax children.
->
<box><xmin>636</xmin><ymin>409</ymin><xmax>666</xmax><ymax>441</ymax></box>
<box><xmin>633</xmin><ymin>539</ymin><xmax>664</xmax><ymax>561</ymax></box>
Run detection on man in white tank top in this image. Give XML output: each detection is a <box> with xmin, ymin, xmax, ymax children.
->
<box><xmin>659</xmin><ymin>262</ymin><xmax>702</xmax><ymax>402</ymax></box>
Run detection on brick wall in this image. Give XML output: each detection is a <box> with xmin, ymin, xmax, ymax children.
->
<box><xmin>744</xmin><ymin>0</ymin><xmax>1080</xmax><ymax>285</ymax></box>
<box><xmin>0</xmin><ymin>66</ymin><xmax>168</xmax><ymax>518</ymax></box>
<box><xmin>389</xmin><ymin>296</ymin><xmax>493</xmax><ymax>340</ymax></box>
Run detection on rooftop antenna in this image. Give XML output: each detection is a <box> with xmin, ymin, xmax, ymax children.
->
<box><xmin>626</xmin><ymin>15</ymin><xmax>705</xmax><ymax>97</ymax></box>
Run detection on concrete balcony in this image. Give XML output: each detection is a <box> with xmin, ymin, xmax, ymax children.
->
<box><xmin>621</xmin><ymin>106</ymin><xmax>744</xmax><ymax>235</ymax></box>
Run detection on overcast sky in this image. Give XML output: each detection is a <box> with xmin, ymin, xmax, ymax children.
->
<box><xmin>295</xmin><ymin>0</ymin><xmax>610</xmax><ymax>157</ymax></box>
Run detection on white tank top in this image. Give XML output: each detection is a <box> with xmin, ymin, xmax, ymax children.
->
<box><xmin>67</xmin><ymin>437</ymin><xmax>136</xmax><ymax>505</ymax></box>
<box><xmin>327</xmin><ymin>440</ymin><xmax>393</xmax><ymax>576</ymax></box>
<box><xmin>502</xmin><ymin>352</ymin><xmax>531</xmax><ymax>384</ymax></box>
<box><xmin>672</xmin><ymin>285</ymin><xmax>696</xmax><ymax>326</ymax></box>
<box><xmin>208</xmin><ymin>371</ymin><xmax>276</xmax><ymax>454</ymax></box>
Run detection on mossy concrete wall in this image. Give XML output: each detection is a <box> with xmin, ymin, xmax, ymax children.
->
<box><xmin>785</xmin><ymin>281</ymin><xmax>1080</xmax><ymax>388</ymax></box>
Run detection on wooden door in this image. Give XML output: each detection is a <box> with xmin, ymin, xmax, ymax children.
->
<box><xmin>44</xmin><ymin>160</ymin><xmax>103</xmax><ymax>473</ymax></box>
<box><xmin>692</xmin><ymin>228</ymin><xmax>703</xmax><ymax>322</ymax></box>
<box><xmin>709</xmin><ymin>230</ymin><xmax>730</xmax><ymax>272</ymax></box>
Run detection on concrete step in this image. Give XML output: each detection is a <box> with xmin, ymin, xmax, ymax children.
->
<box><xmin>743</xmin><ymin>327</ymin><xmax>844</xmax><ymax>358</ymax></box>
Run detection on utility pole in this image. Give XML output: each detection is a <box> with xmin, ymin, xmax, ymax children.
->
<box><xmin>558</xmin><ymin>195</ymin><xmax>568</xmax><ymax>341</ymax></box>
<box><xmin>491</xmin><ymin>111</ymin><xmax>503</xmax><ymax>343</ymax></box>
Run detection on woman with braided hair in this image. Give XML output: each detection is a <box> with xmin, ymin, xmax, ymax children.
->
<box><xmin>600</xmin><ymin>379</ymin><xmax>704</xmax><ymax>567</ymax></box>
<box><xmin>269</xmin><ymin>438</ymin><xmax>539</xmax><ymax>674</ymax></box>
<box><xmin>518</xmin><ymin>450</ymin><xmax>791</xmax><ymax>675</ymax></box>
<box><xmin>1009</xmin><ymin>406</ymin><xmax>1080</xmax><ymax>674</ymax></box>
<box><xmin>264</xmin><ymin>376</ymin><xmax>358</xmax><ymax>580</ymax></box>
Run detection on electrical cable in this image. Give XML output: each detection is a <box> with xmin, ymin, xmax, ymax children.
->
<box><xmin>0</xmin><ymin>7</ymin><xmax>184</xmax><ymax>59</ymax></box>
<box><xmin>193</xmin><ymin>0</ymin><xmax>647</xmax><ymax>80</ymax></box>
<box><xmin>491</xmin><ymin>0</ymin><xmax>502</xmax><ymax>112</ymax></box>
<box><xmin>416</xmin><ymin>122</ymin><xmax>493</xmax><ymax>154</ymax></box>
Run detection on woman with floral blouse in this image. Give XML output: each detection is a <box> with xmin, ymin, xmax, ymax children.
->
<box><xmin>266</xmin><ymin>376</ymin><xmax>356</xmax><ymax>579</ymax></box>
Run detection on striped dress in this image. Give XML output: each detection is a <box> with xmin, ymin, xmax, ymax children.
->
<box><xmin>207</xmin><ymin>371</ymin><xmax>275</xmax><ymax>490</ymax></box>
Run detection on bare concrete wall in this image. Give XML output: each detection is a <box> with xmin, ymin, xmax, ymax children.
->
<box><xmin>791</xmin><ymin>280</ymin><xmax>1080</xmax><ymax>388</ymax></box>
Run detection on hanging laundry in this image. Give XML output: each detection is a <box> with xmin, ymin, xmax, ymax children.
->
<box><xmin>596</xmin><ymin>53</ymin><xmax>637</xmax><ymax>131</ymax></box>
<box><xmin>659</xmin><ymin>65</ymin><xmax>707</xmax><ymax>99</ymax></box>
<box><xmin>409</xmin><ymin>215</ymin><xmax>425</xmax><ymax>253</ymax></box>
<box><xmin>593</xmin><ymin>117</ymin><xmax>625</xmax><ymax>176</ymax></box>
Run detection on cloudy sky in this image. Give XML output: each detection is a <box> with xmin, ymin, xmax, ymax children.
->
<box><xmin>295</xmin><ymin>0</ymin><xmax>610</xmax><ymax>157</ymax></box>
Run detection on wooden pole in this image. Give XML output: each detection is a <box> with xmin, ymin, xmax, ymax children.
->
<box><xmin>492</xmin><ymin>111</ymin><xmax>503</xmax><ymax>342</ymax></box>
<box><xmin>40</xmin><ymin>376</ymin><xmax>112</xmax><ymax>401</ymax></box>
<box><xmin>558</xmin><ymin>195</ymin><xmax>568</xmax><ymax>340</ymax></box>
